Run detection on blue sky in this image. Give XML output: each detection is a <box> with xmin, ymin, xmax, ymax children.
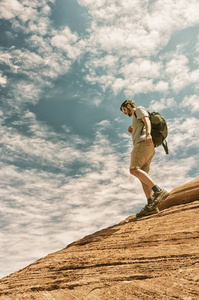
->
<box><xmin>0</xmin><ymin>0</ymin><xmax>199</xmax><ymax>279</ymax></box>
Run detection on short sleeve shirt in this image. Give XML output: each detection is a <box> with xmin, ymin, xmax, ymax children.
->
<box><xmin>132</xmin><ymin>106</ymin><xmax>149</xmax><ymax>146</ymax></box>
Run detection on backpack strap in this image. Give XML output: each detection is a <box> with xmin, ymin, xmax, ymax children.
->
<box><xmin>162</xmin><ymin>139</ymin><xmax>169</xmax><ymax>154</ymax></box>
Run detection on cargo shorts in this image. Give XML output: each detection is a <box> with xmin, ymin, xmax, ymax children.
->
<box><xmin>130</xmin><ymin>140</ymin><xmax>155</xmax><ymax>174</ymax></box>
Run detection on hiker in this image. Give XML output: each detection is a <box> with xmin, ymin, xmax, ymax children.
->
<box><xmin>120</xmin><ymin>100</ymin><xmax>169</xmax><ymax>217</ymax></box>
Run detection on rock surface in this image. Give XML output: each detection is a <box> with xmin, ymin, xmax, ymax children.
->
<box><xmin>0</xmin><ymin>178</ymin><xmax>199</xmax><ymax>300</ymax></box>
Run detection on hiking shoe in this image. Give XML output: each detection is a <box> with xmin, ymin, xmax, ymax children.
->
<box><xmin>136</xmin><ymin>205</ymin><xmax>159</xmax><ymax>218</ymax></box>
<box><xmin>150</xmin><ymin>189</ymin><xmax>169</xmax><ymax>209</ymax></box>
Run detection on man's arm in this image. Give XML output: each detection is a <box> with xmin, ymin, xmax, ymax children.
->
<box><xmin>128</xmin><ymin>125</ymin><xmax>132</xmax><ymax>134</ymax></box>
<box><xmin>142</xmin><ymin>116</ymin><xmax>152</xmax><ymax>146</ymax></box>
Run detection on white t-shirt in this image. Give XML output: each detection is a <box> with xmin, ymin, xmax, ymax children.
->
<box><xmin>131</xmin><ymin>106</ymin><xmax>149</xmax><ymax>146</ymax></box>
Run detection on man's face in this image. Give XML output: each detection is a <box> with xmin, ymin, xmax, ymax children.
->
<box><xmin>121</xmin><ymin>106</ymin><xmax>132</xmax><ymax>117</ymax></box>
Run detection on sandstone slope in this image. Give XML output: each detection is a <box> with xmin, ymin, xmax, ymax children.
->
<box><xmin>0</xmin><ymin>178</ymin><xmax>199</xmax><ymax>300</ymax></box>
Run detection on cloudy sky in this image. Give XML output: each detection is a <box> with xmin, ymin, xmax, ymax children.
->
<box><xmin>0</xmin><ymin>0</ymin><xmax>199</xmax><ymax>279</ymax></box>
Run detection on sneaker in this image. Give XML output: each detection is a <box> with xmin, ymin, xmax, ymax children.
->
<box><xmin>150</xmin><ymin>189</ymin><xmax>169</xmax><ymax>209</ymax></box>
<box><xmin>136</xmin><ymin>205</ymin><xmax>159</xmax><ymax>218</ymax></box>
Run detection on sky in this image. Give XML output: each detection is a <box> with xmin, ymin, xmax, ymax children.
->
<box><xmin>0</xmin><ymin>0</ymin><xmax>199</xmax><ymax>279</ymax></box>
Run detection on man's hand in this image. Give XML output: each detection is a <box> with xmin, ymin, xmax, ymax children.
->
<box><xmin>128</xmin><ymin>125</ymin><xmax>132</xmax><ymax>134</ymax></box>
<box><xmin>146</xmin><ymin>133</ymin><xmax>152</xmax><ymax>146</ymax></box>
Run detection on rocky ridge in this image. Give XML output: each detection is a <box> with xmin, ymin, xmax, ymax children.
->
<box><xmin>0</xmin><ymin>178</ymin><xmax>199</xmax><ymax>299</ymax></box>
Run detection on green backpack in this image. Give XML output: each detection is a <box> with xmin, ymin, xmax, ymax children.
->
<box><xmin>135</xmin><ymin>110</ymin><xmax>169</xmax><ymax>154</ymax></box>
<box><xmin>148</xmin><ymin>111</ymin><xmax>169</xmax><ymax>154</ymax></box>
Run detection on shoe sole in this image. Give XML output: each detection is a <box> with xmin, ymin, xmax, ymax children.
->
<box><xmin>136</xmin><ymin>207</ymin><xmax>159</xmax><ymax>218</ymax></box>
<box><xmin>150</xmin><ymin>191</ymin><xmax>169</xmax><ymax>210</ymax></box>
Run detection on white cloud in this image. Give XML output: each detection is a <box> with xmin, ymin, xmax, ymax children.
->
<box><xmin>85</xmin><ymin>73</ymin><xmax>115</xmax><ymax>91</ymax></box>
<box><xmin>0</xmin><ymin>72</ymin><xmax>7</xmax><ymax>87</ymax></box>
<box><xmin>51</xmin><ymin>28</ymin><xmax>86</xmax><ymax>60</ymax></box>
<box><xmin>118</xmin><ymin>59</ymin><xmax>164</xmax><ymax>95</ymax></box>
<box><xmin>86</xmin><ymin>55</ymin><xmax>119</xmax><ymax>72</ymax></box>
<box><xmin>147</xmin><ymin>0</ymin><xmax>199</xmax><ymax>32</ymax></box>
<box><xmin>9</xmin><ymin>81</ymin><xmax>42</xmax><ymax>105</ymax></box>
<box><xmin>121</xmin><ymin>59</ymin><xmax>161</xmax><ymax>78</ymax></box>
<box><xmin>112</xmin><ymin>78</ymin><xmax>127</xmax><ymax>94</ymax></box>
<box><xmin>0</xmin><ymin>51</ymin><xmax>13</xmax><ymax>69</ymax></box>
<box><xmin>0</xmin><ymin>1</ymin><xmax>86</xmax><ymax>115</ymax></box>
<box><xmin>97</xmin><ymin>119</ymin><xmax>111</xmax><ymax>128</ymax></box>
<box><xmin>0</xmin><ymin>111</ymin><xmax>87</xmax><ymax>174</ymax></box>
<box><xmin>3</xmin><ymin>0</ymin><xmax>199</xmax><ymax>106</ymax></box>
<box><xmin>149</xmin><ymin>97</ymin><xmax>177</xmax><ymax>111</ymax></box>
<box><xmin>0</xmin><ymin>0</ymin><xmax>23</xmax><ymax>20</ymax></box>
<box><xmin>125</xmin><ymin>79</ymin><xmax>154</xmax><ymax>96</ymax></box>
<box><xmin>1</xmin><ymin>0</ymin><xmax>54</xmax><ymax>34</ymax></box>
<box><xmin>154</xmin><ymin>81</ymin><xmax>169</xmax><ymax>92</ymax></box>
<box><xmin>91</xmin><ymin>97</ymin><xmax>102</xmax><ymax>106</ymax></box>
<box><xmin>159</xmin><ymin>50</ymin><xmax>199</xmax><ymax>93</ymax></box>
<box><xmin>190</xmin><ymin>69</ymin><xmax>199</xmax><ymax>89</ymax></box>
<box><xmin>165</xmin><ymin>54</ymin><xmax>191</xmax><ymax>91</ymax></box>
<box><xmin>167</xmin><ymin>116</ymin><xmax>199</xmax><ymax>153</ymax></box>
<box><xmin>182</xmin><ymin>95</ymin><xmax>199</xmax><ymax>113</ymax></box>
<box><xmin>79</xmin><ymin>0</ymin><xmax>199</xmax><ymax>94</ymax></box>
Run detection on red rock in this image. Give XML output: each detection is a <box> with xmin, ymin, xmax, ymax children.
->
<box><xmin>0</xmin><ymin>179</ymin><xmax>199</xmax><ymax>299</ymax></box>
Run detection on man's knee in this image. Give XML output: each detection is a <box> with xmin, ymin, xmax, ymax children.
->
<box><xmin>130</xmin><ymin>166</ymin><xmax>140</xmax><ymax>176</ymax></box>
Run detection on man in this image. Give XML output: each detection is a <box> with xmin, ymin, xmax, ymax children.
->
<box><xmin>120</xmin><ymin>99</ymin><xmax>169</xmax><ymax>217</ymax></box>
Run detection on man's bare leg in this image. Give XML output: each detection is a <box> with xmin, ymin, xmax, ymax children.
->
<box><xmin>141</xmin><ymin>182</ymin><xmax>153</xmax><ymax>200</ymax></box>
<box><xmin>130</xmin><ymin>168</ymin><xmax>155</xmax><ymax>189</ymax></box>
<box><xmin>130</xmin><ymin>167</ymin><xmax>169</xmax><ymax>215</ymax></box>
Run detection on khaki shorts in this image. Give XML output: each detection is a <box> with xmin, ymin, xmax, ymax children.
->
<box><xmin>130</xmin><ymin>141</ymin><xmax>155</xmax><ymax>174</ymax></box>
